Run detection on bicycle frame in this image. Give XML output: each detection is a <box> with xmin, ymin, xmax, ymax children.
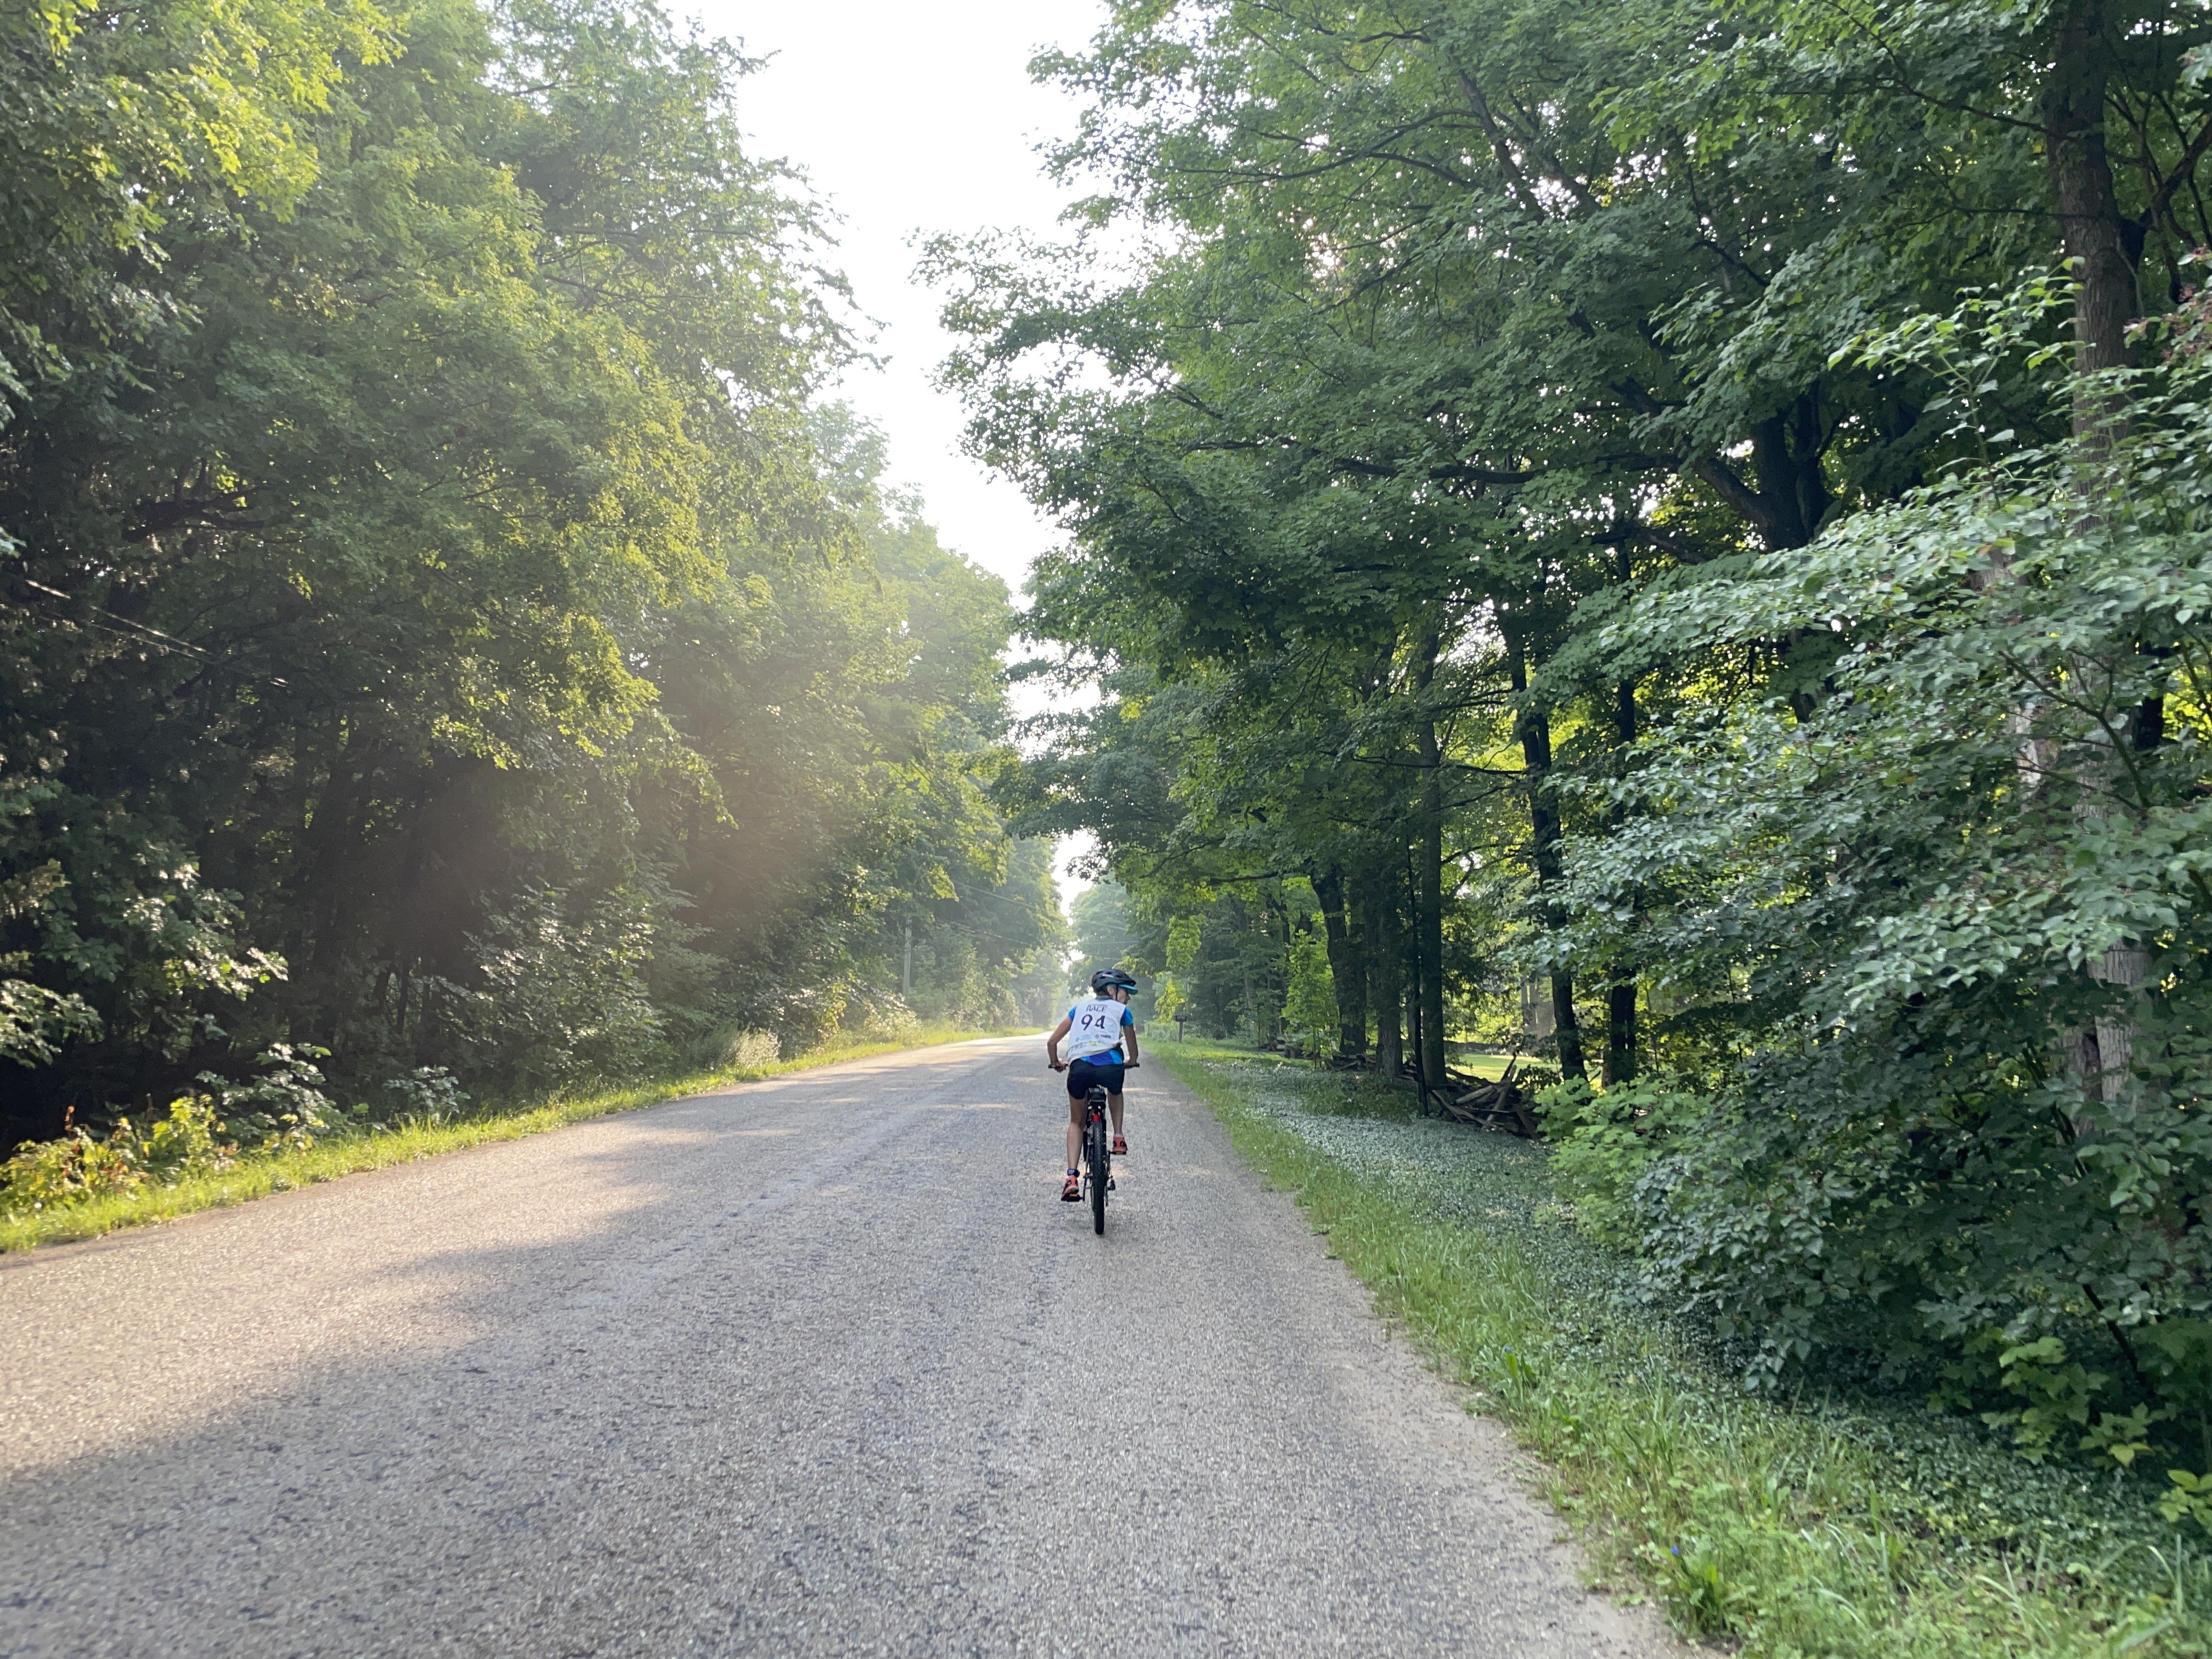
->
<box><xmin>1082</xmin><ymin>1083</ymin><xmax>1111</xmax><ymax>1234</ymax></box>
<box><xmin>1075</xmin><ymin>1058</ymin><xmax>1133</xmax><ymax>1235</ymax></box>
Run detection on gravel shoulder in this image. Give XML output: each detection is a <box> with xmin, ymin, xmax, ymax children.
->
<box><xmin>0</xmin><ymin>1036</ymin><xmax>1680</xmax><ymax>1657</ymax></box>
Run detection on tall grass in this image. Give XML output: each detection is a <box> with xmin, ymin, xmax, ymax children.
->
<box><xmin>1157</xmin><ymin>1042</ymin><xmax>2212</xmax><ymax>1657</ymax></box>
<box><xmin>1</xmin><ymin>1024</ymin><xmax>1027</xmax><ymax>1255</ymax></box>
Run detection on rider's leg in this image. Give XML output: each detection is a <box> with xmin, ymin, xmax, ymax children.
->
<box><xmin>1107</xmin><ymin>1090</ymin><xmax>1125</xmax><ymax>1134</ymax></box>
<box><xmin>1065</xmin><ymin>1092</ymin><xmax>1085</xmax><ymax>1169</ymax></box>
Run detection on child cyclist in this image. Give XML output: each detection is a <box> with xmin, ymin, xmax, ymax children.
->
<box><xmin>1046</xmin><ymin>969</ymin><xmax>1140</xmax><ymax>1201</ymax></box>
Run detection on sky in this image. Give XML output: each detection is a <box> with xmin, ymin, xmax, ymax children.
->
<box><xmin>683</xmin><ymin>0</ymin><xmax>1114</xmax><ymax>914</ymax></box>
<box><xmin>689</xmin><ymin>0</ymin><xmax>1105</xmax><ymax>596</ymax></box>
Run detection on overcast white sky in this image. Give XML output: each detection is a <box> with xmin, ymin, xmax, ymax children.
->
<box><xmin>685</xmin><ymin>0</ymin><xmax>1112</xmax><ymax>910</ymax></box>
<box><xmin>690</xmin><ymin>0</ymin><xmax>1105</xmax><ymax>595</ymax></box>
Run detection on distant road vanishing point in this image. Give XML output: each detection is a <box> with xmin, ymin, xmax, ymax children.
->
<box><xmin>0</xmin><ymin>1037</ymin><xmax>1677</xmax><ymax>1657</ymax></box>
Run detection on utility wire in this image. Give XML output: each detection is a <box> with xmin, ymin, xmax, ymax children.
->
<box><xmin>15</xmin><ymin>578</ymin><xmax>291</xmax><ymax>689</ymax></box>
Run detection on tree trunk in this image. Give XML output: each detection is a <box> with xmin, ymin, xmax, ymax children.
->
<box><xmin>1415</xmin><ymin>633</ymin><xmax>1449</xmax><ymax>1102</ymax></box>
<box><xmin>1509</xmin><ymin>631</ymin><xmax>1588</xmax><ymax>1083</ymax></box>
<box><xmin>2042</xmin><ymin>4</ymin><xmax>2147</xmax><ymax>1098</ymax></box>
<box><xmin>1604</xmin><ymin>673</ymin><xmax>1639</xmax><ymax>1087</ymax></box>
<box><xmin>1368</xmin><ymin>866</ymin><xmax>1403</xmax><ymax>1077</ymax></box>
<box><xmin>2042</xmin><ymin>0</ymin><xmax>2137</xmax><ymax>425</ymax></box>
<box><xmin>1417</xmin><ymin>721</ymin><xmax>1449</xmax><ymax>1098</ymax></box>
<box><xmin>1312</xmin><ymin>866</ymin><xmax>1366</xmax><ymax>1062</ymax></box>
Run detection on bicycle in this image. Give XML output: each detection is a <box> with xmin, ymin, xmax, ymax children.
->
<box><xmin>1079</xmin><ymin>1060</ymin><xmax>1136</xmax><ymax>1235</ymax></box>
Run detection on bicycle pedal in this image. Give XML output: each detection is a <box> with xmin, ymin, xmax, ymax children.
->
<box><xmin>1107</xmin><ymin>1177</ymin><xmax>1116</xmax><ymax>1190</ymax></box>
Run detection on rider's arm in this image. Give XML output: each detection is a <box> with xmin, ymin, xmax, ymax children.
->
<box><xmin>1046</xmin><ymin>1013</ymin><xmax>1073</xmax><ymax>1069</ymax></box>
<box><xmin>1122</xmin><ymin>1008</ymin><xmax>1139</xmax><ymax>1065</ymax></box>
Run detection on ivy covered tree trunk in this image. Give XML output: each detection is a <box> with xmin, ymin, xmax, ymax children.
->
<box><xmin>1312</xmin><ymin>865</ymin><xmax>1365</xmax><ymax>1063</ymax></box>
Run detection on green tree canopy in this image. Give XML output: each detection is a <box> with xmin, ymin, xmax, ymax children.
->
<box><xmin>0</xmin><ymin>0</ymin><xmax>1058</xmax><ymax>1140</ymax></box>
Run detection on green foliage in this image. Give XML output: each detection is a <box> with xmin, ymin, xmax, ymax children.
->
<box><xmin>719</xmin><ymin>1030</ymin><xmax>778</xmax><ymax>1071</ymax></box>
<box><xmin>936</xmin><ymin>0</ymin><xmax>2212</xmax><ymax>1461</ymax></box>
<box><xmin>1165</xmin><ymin>1043</ymin><xmax>2212</xmax><ymax>1655</ymax></box>
<box><xmin>195</xmin><ymin>1041</ymin><xmax>336</xmax><ymax>1153</ymax></box>
<box><xmin>2</xmin><ymin>1118</ymin><xmax>163</xmax><ymax>1210</ymax></box>
<box><xmin>380</xmin><ymin>1065</ymin><xmax>469</xmax><ymax>1121</ymax></box>
<box><xmin>1534</xmin><ymin>1078</ymin><xmax>1703</xmax><ymax>1249</ymax></box>
<box><xmin>447</xmin><ymin>886</ymin><xmax>668</xmax><ymax>1092</ymax></box>
<box><xmin>1</xmin><ymin>1042</ymin><xmax>334</xmax><ymax>1212</ymax></box>
<box><xmin>2160</xmin><ymin>1469</ymin><xmax>2212</xmax><ymax>1533</ymax></box>
<box><xmin>1542</xmin><ymin>363</ymin><xmax>2212</xmax><ymax>1400</ymax></box>
<box><xmin>0</xmin><ymin>0</ymin><xmax>1058</xmax><ymax>1155</ymax></box>
<box><xmin>1280</xmin><ymin>919</ymin><xmax>1336</xmax><ymax>1056</ymax></box>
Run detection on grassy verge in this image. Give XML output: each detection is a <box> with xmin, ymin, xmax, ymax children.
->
<box><xmin>1155</xmin><ymin>1041</ymin><xmax>2212</xmax><ymax>1657</ymax></box>
<box><xmin>1</xmin><ymin>1025</ymin><xmax>1028</xmax><ymax>1256</ymax></box>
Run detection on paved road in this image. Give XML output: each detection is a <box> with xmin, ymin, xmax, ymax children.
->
<box><xmin>0</xmin><ymin>1038</ymin><xmax>1677</xmax><ymax>1658</ymax></box>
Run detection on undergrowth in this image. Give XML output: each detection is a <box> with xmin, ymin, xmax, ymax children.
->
<box><xmin>1155</xmin><ymin>1042</ymin><xmax>2212</xmax><ymax>1657</ymax></box>
<box><xmin>1</xmin><ymin>1025</ymin><xmax>1022</xmax><ymax>1254</ymax></box>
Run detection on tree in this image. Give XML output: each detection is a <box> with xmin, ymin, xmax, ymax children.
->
<box><xmin>0</xmin><ymin>0</ymin><xmax>1054</xmax><ymax>1139</ymax></box>
<box><xmin>941</xmin><ymin>0</ymin><xmax>2212</xmax><ymax>1437</ymax></box>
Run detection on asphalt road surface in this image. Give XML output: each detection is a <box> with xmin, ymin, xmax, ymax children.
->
<box><xmin>0</xmin><ymin>1037</ymin><xmax>1678</xmax><ymax>1658</ymax></box>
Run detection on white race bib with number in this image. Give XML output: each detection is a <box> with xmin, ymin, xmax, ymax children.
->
<box><xmin>1064</xmin><ymin>996</ymin><xmax>1125</xmax><ymax>1062</ymax></box>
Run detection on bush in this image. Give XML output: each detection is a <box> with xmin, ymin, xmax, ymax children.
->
<box><xmin>198</xmin><ymin>1042</ymin><xmax>335</xmax><ymax>1153</ymax></box>
<box><xmin>379</xmin><ymin>1065</ymin><xmax>469</xmax><ymax>1124</ymax></box>
<box><xmin>2</xmin><ymin>1117</ymin><xmax>161</xmax><ymax>1211</ymax></box>
<box><xmin>0</xmin><ymin>1045</ymin><xmax>336</xmax><ymax>1216</ymax></box>
<box><xmin>1</xmin><ymin>1097</ymin><xmax>239</xmax><ymax>1214</ymax></box>
<box><xmin>720</xmin><ymin>1029</ymin><xmax>779</xmax><ymax>1070</ymax></box>
<box><xmin>847</xmin><ymin>993</ymin><xmax>922</xmax><ymax>1044</ymax></box>
<box><xmin>441</xmin><ymin>886</ymin><xmax>668</xmax><ymax>1090</ymax></box>
<box><xmin>1534</xmin><ymin>1076</ymin><xmax>1704</xmax><ymax>1249</ymax></box>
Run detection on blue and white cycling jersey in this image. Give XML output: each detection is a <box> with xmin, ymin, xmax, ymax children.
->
<box><xmin>1063</xmin><ymin>995</ymin><xmax>1135</xmax><ymax>1065</ymax></box>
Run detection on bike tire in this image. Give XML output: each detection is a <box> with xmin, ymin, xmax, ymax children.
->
<box><xmin>1088</xmin><ymin>1118</ymin><xmax>1108</xmax><ymax>1235</ymax></box>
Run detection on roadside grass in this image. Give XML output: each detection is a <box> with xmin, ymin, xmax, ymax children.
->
<box><xmin>1155</xmin><ymin>1041</ymin><xmax>2212</xmax><ymax>1657</ymax></box>
<box><xmin>1</xmin><ymin>1025</ymin><xmax>1030</xmax><ymax>1255</ymax></box>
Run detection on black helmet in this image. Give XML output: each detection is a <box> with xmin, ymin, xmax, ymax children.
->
<box><xmin>1091</xmin><ymin>968</ymin><xmax>1138</xmax><ymax>995</ymax></box>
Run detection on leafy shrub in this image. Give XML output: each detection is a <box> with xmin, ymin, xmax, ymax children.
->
<box><xmin>135</xmin><ymin>1096</ymin><xmax>236</xmax><ymax>1182</ymax></box>
<box><xmin>195</xmin><ymin>1042</ymin><xmax>334</xmax><ymax>1153</ymax></box>
<box><xmin>720</xmin><ymin>1029</ymin><xmax>779</xmax><ymax>1070</ymax></box>
<box><xmin>442</xmin><ymin>887</ymin><xmax>668</xmax><ymax>1089</ymax></box>
<box><xmin>1549</xmin><ymin>349</ymin><xmax>2212</xmax><ymax>1411</ymax></box>
<box><xmin>847</xmin><ymin>993</ymin><xmax>922</xmax><ymax>1044</ymax></box>
<box><xmin>0</xmin><ymin>1045</ymin><xmax>334</xmax><ymax>1215</ymax></box>
<box><xmin>380</xmin><ymin>1065</ymin><xmax>469</xmax><ymax>1124</ymax></box>
<box><xmin>2</xmin><ymin>1118</ymin><xmax>157</xmax><ymax>1211</ymax></box>
<box><xmin>1</xmin><ymin>1097</ymin><xmax>237</xmax><ymax>1212</ymax></box>
<box><xmin>1534</xmin><ymin>1076</ymin><xmax>1705</xmax><ymax>1249</ymax></box>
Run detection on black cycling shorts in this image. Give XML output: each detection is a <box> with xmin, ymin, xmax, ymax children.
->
<box><xmin>1066</xmin><ymin>1057</ymin><xmax>1126</xmax><ymax>1098</ymax></box>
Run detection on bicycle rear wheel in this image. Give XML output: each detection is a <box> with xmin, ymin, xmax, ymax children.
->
<box><xmin>1087</xmin><ymin>1113</ymin><xmax>1108</xmax><ymax>1235</ymax></box>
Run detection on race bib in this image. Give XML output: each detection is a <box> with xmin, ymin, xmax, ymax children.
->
<box><xmin>1064</xmin><ymin>996</ymin><xmax>1125</xmax><ymax>1061</ymax></box>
